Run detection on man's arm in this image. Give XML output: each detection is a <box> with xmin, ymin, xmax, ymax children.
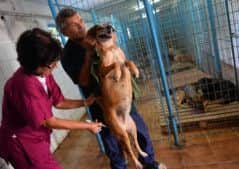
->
<box><xmin>62</xmin><ymin>40</ymin><xmax>95</xmax><ymax>86</ymax></box>
<box><xmin>77</xmin><ymin>50</ymin><xmax>93</xmax><ymax>86</ymax></box>
<box><xmin>76</xmin><ymin>39</ymin><xmax>96</xmax><ymax>86</ymax></box>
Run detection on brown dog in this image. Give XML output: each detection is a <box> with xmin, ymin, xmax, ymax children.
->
<box><xmin>87</xmin><ymin>24</ymin><xmax>147</xmax><ymax>169</ymax></box>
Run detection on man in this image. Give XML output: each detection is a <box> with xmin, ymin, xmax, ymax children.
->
<box><xmin>56</xmin><ymin>8</ymin><xmax>167</xmax><ymax>169</ymax></box>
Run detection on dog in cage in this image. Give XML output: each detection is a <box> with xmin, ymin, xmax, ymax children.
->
<box><xmin>166</xmin><ymin>47</ymin><xmax>195</xmax><ymax>73</ymax></box>
<box><xmin>174</xmin><ymin>51</ymin><xmax>193</xmax><ymax>63</ymax></box>
<box><xmin>176</xmin><ymin>85</ymin><xmax>205</xmax><ymax>112</ymax></box>
<box><xmin>177</xmin><ymin>77</ymin><xmax>239</xmax><ymax>112</ymax></box>
<box><xmin>167</xmin><ymin>47</ymin><xmax>194</xmax><ymax>64</ymax></box>
<box><xmin>87</xmin><ymin>23</ymin><xmax>148</xmax><ymax>169</ymax></box>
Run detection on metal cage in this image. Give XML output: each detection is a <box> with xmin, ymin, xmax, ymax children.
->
<box><xmin>48</xmin><ymin>0</ymin><xmax>239</xmax><ymax>147</ymax></box>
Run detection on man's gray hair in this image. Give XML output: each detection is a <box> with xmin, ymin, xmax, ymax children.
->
<box><xmin>55</xmin><ymin>8</ymin><xmax>77</xmax><ymax>33</ymax></box>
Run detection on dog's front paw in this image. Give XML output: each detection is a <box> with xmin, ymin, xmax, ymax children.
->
<box><xmin>113</xmin><ymin>63</ymin><xmax>121</xmax><ymax>81</ymax></box>
<box><xmin>114</xmin><ymin>71</ymin><xmax>121</xmax><ymax>81</ymax></box>
<box><xmin>113</xmin><ymin>74</ymin><xmax>121</xmax><ymax>81</ymax></box>
<box><xmin>134</xmin><ymin>71</ymin><xmax>139</xmax><ymax>78</ymax></box>
<box><xmin>132</xmin><ymin>68</ymin><xmax>140</xmax><ymax>78</ymax></box>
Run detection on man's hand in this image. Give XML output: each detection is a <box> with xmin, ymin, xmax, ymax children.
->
<box><xmin>83</xmin><ymin>38</ymin><xmax>95</xmax><ymax>61</ymax></box>
<box><xmin>84</xmin><ymin>35</ymin><xmax>96</xmax><ymax>48</ymax></box>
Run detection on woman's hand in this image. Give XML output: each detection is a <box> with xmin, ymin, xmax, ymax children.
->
<box><xmin>88</xmin><ymin>121</ymin><xmax>104</xmax><ymax>134</ymax></box>
<box><xmin>43</xmin><ymin>117</ymin><xmax>105</xmax><ymax>132</ymax></box>
<box><xmin>84</xmin><ymin>95</ymin><xmax>96</xmax><ymax>106</ymax></box>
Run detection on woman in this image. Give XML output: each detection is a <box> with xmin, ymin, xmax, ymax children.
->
<box><xmin>0</xmin><ymin>28</ymin><xmax>103</xmax><ymax>169</ymax></box>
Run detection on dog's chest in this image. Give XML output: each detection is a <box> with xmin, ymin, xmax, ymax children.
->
<box><xmin>100</xmin><ymin>49</ymin><xmax>125</xmax><ymax>66</ymax></box>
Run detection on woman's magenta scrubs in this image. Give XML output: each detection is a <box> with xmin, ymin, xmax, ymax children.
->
<box><xmin>0</xmin><ymin>67</ymin><xmax>64</xmax><ymax>169</ymax></box>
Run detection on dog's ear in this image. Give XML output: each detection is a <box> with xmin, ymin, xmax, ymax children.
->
<box><xmin>87</xmin><ymin>25</ymin><xmax>100</xmax><ymax>39</ymax></box>
<box><xmin>86</xmin><ymin>25</ymin><xmax>100</xmax><ymax>46</ymax></box>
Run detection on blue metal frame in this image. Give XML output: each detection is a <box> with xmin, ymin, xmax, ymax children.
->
<box><xmin>152</xmin><ymin>2</ymin><xmax>185</xmax><ymax>142</ymax></box>
<box><xmin>142</xmin><ymin>0</ymin><xmax>180</xmax><ymax>146</ymax></box>
<box><xmin>48</xmin><ymin>0</ymin><xmax>66</xmax><ymax>44</ymax></box>
<box><xmin>189</xmin><ymin>0</ymin><xmax>202</xmax><ymax>69</ymax></box>
<box><xmin>116</xmin><ymin>22</ymin><xmax>129</xmax><ymax>58</ymax></box>
<box><xmin>136</xmin><ymin>0</ymin><xmax>171</xmax><ymax>136</ymax></box>
<box><xmin>206</xmin><ymin>0</ymin><xmax>222</xmax><ymax>78</ymax></box>
<box><xmin>91</xmin><ymin>9</ymin><xmax>98</xmax><ymax>24</ymax></box>
<box><xmin>225</xmin><ymin>0</ymin><xmax>238</xmax><ymax>87</ymax></box>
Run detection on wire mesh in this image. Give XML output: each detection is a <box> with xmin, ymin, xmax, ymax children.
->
<box><xmin>153</xmin><ymin>0</ymin><xmax>239</xmax><ymax>132</ymax></box>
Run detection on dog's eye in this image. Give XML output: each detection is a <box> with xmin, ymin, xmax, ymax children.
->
<box><xmin>111</xmin><ymin>27</ymin><xmax>116</xmax><ymax>32</ymax></box>
<box><xmin>106</xmin><ymin>25</ymin><xmax>115</xmax><ymax>32</ymax></box>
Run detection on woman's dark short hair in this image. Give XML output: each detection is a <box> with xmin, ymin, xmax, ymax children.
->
<box><xmin>16</xmin><ymin>28</ymin><xmax>62</xmax><ymax>73</ymax></box>
<box><xmin>56</xmin><ymin>8</ymin><xmax>77</xmax><ymax>33</ymax></box>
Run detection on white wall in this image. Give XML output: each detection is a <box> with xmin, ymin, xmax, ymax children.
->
<box><xmin>0</xmin><ymin>1</ymin><xmax>86</xmax><ymax>167</ymax></box>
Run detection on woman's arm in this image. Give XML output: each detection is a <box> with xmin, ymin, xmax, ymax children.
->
<box><xmin>55</xmin><ymin>95</ymin><xmax>96</xmax><ymax>109</ymax></box>
<box><xmin>42</xmin><ymin>116</ymin><xmax>102</xmax><ymax>134</ymax></box>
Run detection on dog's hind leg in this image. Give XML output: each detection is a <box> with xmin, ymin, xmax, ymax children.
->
<box><xmin>105</xmin><ymin>109</ymin><xmax>143</xmax><ymax>169</ymax></box>
<box><xmin>127</xmin><ymin>116</ymin><xmax>148</xmax><ymax>158</ymax></box>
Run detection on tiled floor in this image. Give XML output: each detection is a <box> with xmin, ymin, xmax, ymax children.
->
<box><xmin>54</xmin><ymin>127</ymin><xmax>239</xmax><ymax>169</ymax></box>
<box><xmin>54</xmin><ymin>100</ymin><xmax>239</xmax><ymax>169</ymax></box>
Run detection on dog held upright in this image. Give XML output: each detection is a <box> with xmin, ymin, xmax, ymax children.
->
<box><xmin>87</xmin><ymin>24</ymin><xmax>147</xmax><ymax>169</ymax></box>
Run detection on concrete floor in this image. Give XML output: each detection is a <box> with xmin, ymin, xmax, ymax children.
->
<box><xmin>54</xmin><ymin>126</ymin><xmax>239</xmax><ymax>169</ymax></box>
<box><xmin>54</xmin><ymin>99</ymin><xmax>239</xmax><ymax>169</ymax></box>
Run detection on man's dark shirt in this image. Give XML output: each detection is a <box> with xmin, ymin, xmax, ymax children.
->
<box><xmin>61</xmin><ymin>39</ymin><xmax>99</xmax><ymax>97</ymax></box>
